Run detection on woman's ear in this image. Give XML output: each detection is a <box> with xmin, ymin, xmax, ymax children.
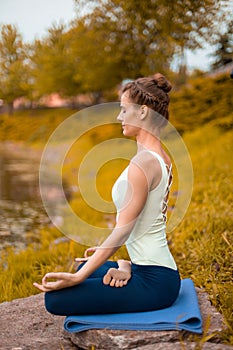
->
<box><xmin>139</xmin><ymin>105</ymin><xmax>149</xmax><ymax>120</ymax></box>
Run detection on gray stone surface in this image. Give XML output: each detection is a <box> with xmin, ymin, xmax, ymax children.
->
<box><xmin>0</xmin><ymin>288</ymin><xmax>231</xmax><ymax>350</ymax></box>
<box><xmin>65</xmin><ymin>287</ymin><xmax>228</xmax><ymax>349</ymax></box>
<box><xmin>0</xmin><ymin>293</ymin><xmax>74</xmax><ymax>350</ymax></box>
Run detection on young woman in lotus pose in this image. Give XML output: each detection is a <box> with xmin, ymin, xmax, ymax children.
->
<box><xmin>34</xmin><ymin>73</ymin><xmax>180</xmax><ymax>315</ymax></box>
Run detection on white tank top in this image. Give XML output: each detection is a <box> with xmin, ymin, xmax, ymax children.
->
<box><xmin>112</xmin><ymin>150</ymin><xmax>177</xmax><ymax>270</ymax></box>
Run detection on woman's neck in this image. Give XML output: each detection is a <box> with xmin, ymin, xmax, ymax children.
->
<box><xmin>136</xmin><ymin>129</ymin><xmax>162</xmax><ymax>154</ymax></box>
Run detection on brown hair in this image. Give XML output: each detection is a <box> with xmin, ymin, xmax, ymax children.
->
<box><xmin>121</xmin><ymin>73</ymin><xmax>172</xmax><ymax>122</ymax></box>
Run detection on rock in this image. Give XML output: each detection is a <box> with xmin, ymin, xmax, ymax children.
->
<box><xmin>65</xmin><ymin>329</ymin><xmax>182</xmax><ymax>349</ymax></box>
<box><xmin>0</xmin><ymin>293</ymin><xmax>76</xmax><ymax>350</ymax></box>
<box><xmin>0</xmin><ymin>288</ymin><xmax>231</xmax><ymax>350</ymax></box>
<box><xmin>65</xmin><ymin>287</ymin><xmax>228</xmax><ymax>350</ymax></box>
<box><xmin>0</xmin><ymin>230</ymin><xmax>11</xmax><ymax>236</ymax></box>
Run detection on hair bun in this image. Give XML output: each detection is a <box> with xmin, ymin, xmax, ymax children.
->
<box><xmin>153</xmin><ymin>73</ymin><xmax>172</xmax><ymax>93</ymax></box>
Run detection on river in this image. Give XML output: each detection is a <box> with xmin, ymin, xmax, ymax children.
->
<box><xmin>0</xmin><ymin>143</ymin><xmax>50</xmax><ymax>252</ymax></box>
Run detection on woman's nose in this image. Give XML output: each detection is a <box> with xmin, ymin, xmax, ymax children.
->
<box><xmin>117</xmin><ymin>112</ymin><xmax>123</xmax><ymax>121</ymax></box>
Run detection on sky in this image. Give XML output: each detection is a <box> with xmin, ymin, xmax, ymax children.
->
<box><xmin>0</xmin><ymin>0</ymin><xmax>217</xmax><ymax>71</ymax></box>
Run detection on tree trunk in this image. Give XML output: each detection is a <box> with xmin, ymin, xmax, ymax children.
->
<box><xmin>92</xmin><ymin>92</ymin><xmax>103</xmax><ymax>105</ymax></box>
<box><xmin>7</xmin><ymin>101</ymin><xmax>14</xmax><ymax>116</ymax></box>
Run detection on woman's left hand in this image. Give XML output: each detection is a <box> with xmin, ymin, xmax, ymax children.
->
<box><xmin>33</xmin><ymin>272</ymin><xmax>78</xmax><ymax>292</ymax></box>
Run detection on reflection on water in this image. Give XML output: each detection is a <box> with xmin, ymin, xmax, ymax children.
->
<box><xmin>0</xmin><ymin>152</ymin><xmax>50</xmax><ymax>252</ymax></box>
<box><xmin>0</xmin><ymin>156</ymin><xmax>40</xmax><ymax>201</ymax></box>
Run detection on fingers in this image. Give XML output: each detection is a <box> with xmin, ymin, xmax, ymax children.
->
<box><xmin>33</xmin><ymin>282</ymin><xmax>51</xmax><ymax>292</ymax></box>
<box><xmin>74</xmin><ymin>257</ymin><xmax>88</xmax><ymax>270</ymax></box>
<box><xmin>42</xmin><ymin>272</ymin><xmax>59</xmax><ymax>284</ymax></box>
<box><xmin>84</xmin><ymin>247</ymin><xmax>97</xmax><ymax>258</ymax></box>
<box><xmin>33</xmin><ymin>281</ymin><xmax>61</xmax><ymax>291</ymax></box>
<box><xmin>41</xmin><ymin>272</ymin><xmax>70</xmax><ymax>290</ymax></box>
<box><xmin>75</xmin><ymin>257</ymin><xmax>89</xmax><ymax>262</ymax></box>
<box><xmin>42</xmin><ymin>272</ymin><xmax>71</xmax><ymax>283</ymax></box>
<box><xmin>34</xmin><ymin>272</ymin><xmax>76</xmax><ymax>292</ymax></box>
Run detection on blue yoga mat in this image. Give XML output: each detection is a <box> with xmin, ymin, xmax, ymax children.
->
<box><xmin>64</xmin><ymin>278</ymin><xmax>202</xmax><ymax>334</ymax></box>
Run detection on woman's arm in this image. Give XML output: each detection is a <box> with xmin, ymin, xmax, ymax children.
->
<box><xmin>72</xmin><ymin>159</ymin><xmax>150</xmax><ymax>281</ymax></box>
<box><xmin>34</xmin><ymin>158</ymin><xmax>152</xmax><ymax>292</ymax></box>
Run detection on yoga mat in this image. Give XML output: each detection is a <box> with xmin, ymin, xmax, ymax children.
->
<box><xmin>64</xmin><ymin>278</ymin><xmax>202</xmax><ymax>334</ymax></box>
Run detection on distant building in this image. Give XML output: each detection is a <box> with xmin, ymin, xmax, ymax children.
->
<box><xmin>12</xmin><ymin>93</ymin><xmax>94</xmax><ymax>111</ymax></box>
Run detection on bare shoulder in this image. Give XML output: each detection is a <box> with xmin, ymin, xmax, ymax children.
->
<box><xmin>130</xmin><ymin>151</ymin><xmax>162</xmax><ymax>190</ymax></box>
<box><xmin>131</xmin><ymin>150</ymin><xmax>160</xmax><ymax>167</ymax></box>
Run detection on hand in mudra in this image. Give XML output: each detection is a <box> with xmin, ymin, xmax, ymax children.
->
<box><xmin>103</xmin><ymin>267</ymin><xmax>131</xmax><ymax>288</ymax></box>
<box><xmin>33</xmin><ymin>272</ymin><xmax>77</xmax><ymax>292</ymax></box>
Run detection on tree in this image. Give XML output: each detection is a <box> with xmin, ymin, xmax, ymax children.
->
<box><xmin>66</xmin><ymin>18</ymin><xmax>123</xmax><ymax>102</ymax></box>
<box><xmin>74</xmin><ymin>0</ymin><xmax>228</xmax><ymax>77</ymax></box>
<box><xmin>0</xmin><ymin>24</ymin><xmax>30</xmax><ymax>114</ymax></box>
<box><xmin>211</xmin><ymin>20</ymin><xmax>233</xmax><ymax>70</ymax></box>
<box><xmin>32</xmin><ymin>24</ymin><xmax>80</xmax><ymax>101</ymax></box>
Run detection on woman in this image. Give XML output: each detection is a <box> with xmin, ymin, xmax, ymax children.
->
<box><xmin>34</xmin><ymin>73</ymin><xmax>181</xmax><ymax>316</ymax></box>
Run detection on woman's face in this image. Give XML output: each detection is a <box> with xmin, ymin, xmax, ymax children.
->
<box><xmin>117</xmin><ymin>92</ymin><xmax>141</xmax><ymax>137</ymax></box>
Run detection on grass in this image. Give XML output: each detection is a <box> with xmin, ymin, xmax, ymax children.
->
<box><xmin>0</xmin><ymin>227</ymin><xmax>128</xmax><ymax>301</ymax></box>
<box><xmin>0</xmin><ymin>108</ymin><xmax>77</xmax><ymax>143</ymax></box>
<box><xmin>170</xmin><ymin>124</ymin><xmax>233</xmax><ymax>345</ymax></box>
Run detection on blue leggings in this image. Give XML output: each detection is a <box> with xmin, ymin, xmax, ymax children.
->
<box><xmin>45</xmin><ymin>261</ymin><xmax>180</xmax><ymax>316</ymax></box>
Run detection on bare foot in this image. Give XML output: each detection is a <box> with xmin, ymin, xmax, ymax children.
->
<box><xmin>103</xmin><ymin>267</ymin><xmax>131</xmax><ymax>287</ymax></box>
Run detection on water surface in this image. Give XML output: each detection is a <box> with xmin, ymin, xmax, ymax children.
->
<box><xmin>0</xmin><ymin>148</ymin><xmax>50</xmax><ymax>252</ymax></box>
